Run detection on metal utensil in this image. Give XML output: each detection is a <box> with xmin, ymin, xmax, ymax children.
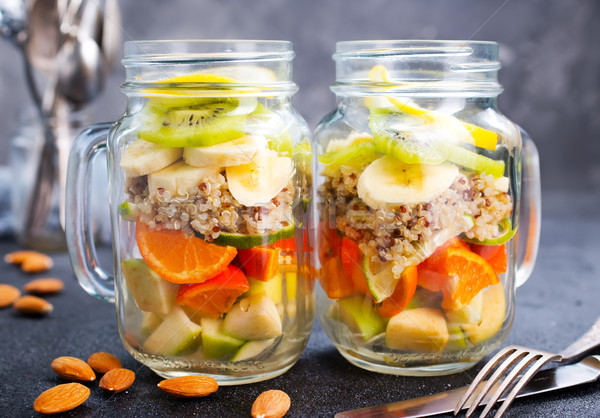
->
<box><xmin>335</xmin><ymin>355</ymin><xmax>600</xmax><ymax>418</ymax></box>
<box><xmin>455</xmin><ymin>316</ymin><xmax>600</xmax><ymax>417</ymax></box>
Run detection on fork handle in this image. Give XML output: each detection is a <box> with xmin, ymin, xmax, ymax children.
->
<box><xmin>560</xmin><ymin>317</ymin><xmax>600</xmax><ymax>362</ymax></box>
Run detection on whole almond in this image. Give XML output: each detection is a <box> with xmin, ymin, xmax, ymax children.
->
<box><xmin>13</xmin><ymin>295</ymin><xmax>53</xmax><ymax>316</ymax></box>
<box><xmin>33</xmin><ymin>383</ymin><xmax>90</xmax><ymax>414</ymax></box>
<box><xmin>0</xmin><ymin>284</ymin><xmax>21</xmax><ymax>308</ymax></box>
<box><xmin>51</xmin><ymin>356</ymin><xmax>96</xmax><ymax>382</ymax></box>
<box><xmin>87</xmin><ymin>352</ymin><xmax>122</xmax><ymax>374</ymax></box>
<box><xmin>157</xmin><ymin>375</ymin><xmax>218</xmax><ymax>398</ymax></box>
<box><xmin>99</xmin><ymin>368</ymin><xmax>135</xmax><ymax>393</ymax></box>
<box><xmin>251</xmin><ymin>390</ymin><xmax>291</xmax><ymax>418</ymax></box>
<box><xmin>24</xmin><ymin>278</ymin><xmax>64</xmax><ymax>295</ymax></box>
<box><xmin>4</xmin><ymin>250</ymin><xmax>53</xmax><ymax>273</ymax></box>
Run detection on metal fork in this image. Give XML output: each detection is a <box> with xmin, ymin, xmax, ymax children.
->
<box><xmin>454</xmin><ymin>316</ymin><xmax>600</xmax><ymax>418</ymax></box>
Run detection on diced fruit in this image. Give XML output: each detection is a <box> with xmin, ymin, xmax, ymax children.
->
<box><xmin>143</xmin><ymin>307</ymin><xmax>202</xmax><ymax>355</ymax></box>
<box><xmin>329</xmin><ymin>295</ymin><xmax>386</xmax><ymax>341</ymax></box>
<box><xmin>121</xmin><ymin>258</ymin><xmax>179</xmax><ymax>315</ymax></box>
<box><xmin>385</xmin><ymin>308</ymin><xmax>449</xmax><ymax>352</ymax></box>
<box><xmin>237</xmin><ymin>247</ymin><xmax>280</xmax><ymax>282</ymax></box>
<box><xmin>200</xmin><ymin>317</ymin><xmax>245</xmax><ymax>360</ymax></box>
<box><xmin>461</xmin><ymin>283</ymin><xmax>506</xmax><ymax>344</ymax></box>
<box><xmin>118</xmin><ymin>202</ymin><xmax>139</xmax><ymax>222</ymax></box>
<box><xmin>231</xmin><ymin>338</ymin><xmax>276</xmax><ymax>362</ymax></box>
<box><xmin>340</xmin><ymin>238</ymin><xmax>370</xmax><ymax>295</ymax></box>
<box><xmin>285</xmin><ymin>272</ymin><xmax>297</xmax><ymax>301</ymax></box>
<box><xmin>223</xmin><ymin>293</ymin><xmax>282</xmax><ymax>340</ymax></box>
<box><xmin>247</xmin><ymin>276</ymin><xmax>282</xmax><ymax>305</ymax></box>
<box><xmin>404</xmin><ymin>287</ymin><xmax>443</xmax><ymax>310</ymax></box>
<box><xmin>445</xmin><ymin>325</ymin><xmax>469</xmax><ymax>351</ymax></box>
<box><xmin>138</xmin><ymin>102</ymin><xmax>248</xmax><ymax>148</ymax></box>
<box><xmin>176</xmin><ymin>265</ymin><xmax>249</xmax><ymax>318</ymax></box>
<box><xmin>136</xmin><ymin>221</ymin><xmax>237</xmax><ymax>284</ymax></box>
<box><xmin>357</xmin><ymin>155</ymin><xmax>458</xmax><ymax>208</ymax></box>
<box><xmin>269</xmin><ymin>236</ymin><xmax>296</xmax><ymax>252</ymax></box>
<box><xmin>209</xmin><ymin>225</ymin><xmax>295</xmax><ymax>250</ymax></box>
<box><xmin>445</xmin><ymin>288</ymin><xmax>484</xmax><ymax>326</ymax></box>
<box><xmin>319</xmin><ymin>142</ymin><xmax>379</xmax><ymax>177</ymax></box>
<box><xmin>226</xmin><ymin>151</ymin><xmax>294</xmax><ymax>206</ymax></box>
<box><xmin>317</xmin><ymin>223</ymin><xmax>342</xmax><ymax>265</ymax></box>
<box><xmin>184</xmin><ymin>134</ymin><xmax>269</xmax><ymax>167</ymax></box>
<box><xmin>141</xmin><ymin>312</ymin><xmax>163</xmax><ymax>336</ymax></box>
<box><xmin>469</xmin><ymin>243</ymin><xmax>508</xmax><ymax>274</ymax></box>
<box><xmin>363</xmin><ymin>256</ymin><xmax>400</xmax><ymax>303</ymax></box>
<box><xmin>120</xmin><ymin>139</ymin><xmax>182</xmax><ymax>177</ymax></box>
<box><xmin>319</xmin><ymin>257</ymin><xmax>356</xmax><ymax>299</ymax></box>
<box><xmin>378</xmin><ymin>266</ymin><xmax>418</xmax><ymax>318</ymax></box>
<box><xmin>147</xmin><ymin>161</ymin><xmax>219</xmax><ymax>197</ymax></box>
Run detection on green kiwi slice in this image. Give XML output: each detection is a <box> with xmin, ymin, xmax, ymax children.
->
<box><xmin>138</xmin><ymin>102</ymin><xmax>247</xmax><ymax>147</ymax></box>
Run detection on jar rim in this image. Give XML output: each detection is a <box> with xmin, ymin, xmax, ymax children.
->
<box><xmin>333</xmin><ymin>40</ymin><xmax>498</xmax><ymax>59</ymax></box>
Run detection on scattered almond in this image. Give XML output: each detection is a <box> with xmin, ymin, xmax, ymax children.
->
<box><xmin>99</xmin><ymin>368</ymin><xmax>135</xmax><ymax>393</ymax></box>
<box><xmin>4</xmin><ymin>250</ymin><xmax>53</xmax><ymax>273</ymax></box>
<box><xmin>251</xmin><ymin>390</ymin><xmax>291</xmax><ymax>418</ymax></box>
<box><xmin>51</xmin><ymin>356</ymin><xmax>96</xmax><ymax>382</ymax></box>
<box><xmin>0</xmin><ymin>283</ymin><xmax>21</xmax><ymax>308</ymax></box>
<box><xmin>87</xmin><ymin>352</ymin><xmax>122</xmax><ymax>374</ymax></box>
<box><xmin>13</xmin><ymin>295</ymin><xmax>53</xmax><ymax>316</ymax></box>
<box><xmin>33</xmin><ymin>383</ymin><xmax>90</xmax><ymax>414</ymax></box>
<box><xmin>24</xmin><ymin>278</ymin><xmax>64</xmax><ymax>295</ymax></box>
<box><xmin>157</xmin><ymin>375</ymin><xmax>218</xmax><ymax>398</ymax></box>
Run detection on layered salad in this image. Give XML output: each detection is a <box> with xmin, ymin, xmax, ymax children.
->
<box><xmin>317</xmin><ymin>66</ymin><xmax>514</xmax><ymax>364</ymax></box>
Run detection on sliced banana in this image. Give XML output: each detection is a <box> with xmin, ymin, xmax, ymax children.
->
<box><xmin>148</xmin><ymin>161</ymin><xmax>219</xmax><ymax>196</ymax></box>
<box><xmin>184</xmin><ymin>135</ymin><xmax>269</xmax><ymax>168</ymax></box>
<box><xmin>357</xmin><ymin>155</ymin><xmax>458</xmax><ymax>208</ymax></box>
<box><xmin>120</xmin><ymin>139</ymin><xmax>182</xmax><ymax>177</ymax></box>
<box><xmin>226</xmin><ymin>151</ymin><xmax>294</xmax><ymax>206</ymax></box>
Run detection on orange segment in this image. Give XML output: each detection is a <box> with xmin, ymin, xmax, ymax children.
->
<box><xmin>469</xmin><ymin>243</ymin><xmax>507</xmax><ymax>274</ymax></box>
<box><xmin>237</xmin><ymin>247</ymin><xmax>280</xmax><ymax>282</ymax></box>
<box><xmin>176</xmin><ymin>265</ymin><xmax>249</xmax><ymax>318</ymax></box>
<box><xmin>418</xmin><ymin>246</ymin><xmax>498</xmax><ymax>310</ymax></box>
<box><xmin>136</xmin><ymin>221</ymin><xmax>237</xmax><ymax>284</ymax></box>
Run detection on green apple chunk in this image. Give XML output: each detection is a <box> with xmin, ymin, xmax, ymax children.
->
<box><xmin>328</xmin><ymin>295</ymin><xmax>387</xmax><ymax>342</ymax></box>
<box><xmin>200</xmin><ymin>317</ymin><xmax>245</xmax><ymax>360</ymax></box>
<box><xmin>121</xmin><ymin>259</ymin><xmax>179</xmax><ymax>315</ymax></box>
<box><xmin>445</xmin><ymin>325</ymin><xmax>469</xmax><ymax>352</ymax></box>
<box><xmin>223</xmin><ymin>293</ymin><xmax>283</xmax><ymax>340</ymax></box>
<box><xmin>118</xmin><ymin>202</ymin><xmax>140</xmax><ymax>222</ymax></box>
<box><xmin>386</xmin><ymin>308</ymin><xmax>449</xmax><ymax>353</ymax></box>
<box><xmin>461</xmin><ymin>283</ymin><xmax>506</xmax><ymax>344</ymax></box>
<box><xmin>231</xmin><ymin>338</ymin><xmax>276</xmax><ymax>362</ymax></box>
<box><xmin>141</xmin><ymin>312</ymin><xmax>163</xmax><ymax>337</ymax></box>
<box><xmin>143</xmin><ymin>306</ymin><xmax>202</xmax><ymax>355</ymax></box>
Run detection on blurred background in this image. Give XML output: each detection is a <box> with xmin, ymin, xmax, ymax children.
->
<box><xmin>0</xmin><ymin>0</ymin><xmax>598</xmax><ymax>192</ymax></box>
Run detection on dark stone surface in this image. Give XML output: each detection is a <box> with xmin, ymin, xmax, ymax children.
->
<box><xmin>0</xmin><ymin>190</ymin><xmax>599</xmax><ymax>417</ymax></box>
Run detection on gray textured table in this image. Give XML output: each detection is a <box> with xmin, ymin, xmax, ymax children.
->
<box><xmin>1</xmin><ymin>191</ymin><xmax>599</xmax><ymax>417</ymax></box>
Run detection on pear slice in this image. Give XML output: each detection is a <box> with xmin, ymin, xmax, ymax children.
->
<box><xmin>231</xmin><ymin>338</ymin><xmax>276</xmax><ymax>362</ymax></box>
<box><xmin>327</xmin><ymin>295</ymin><xmax>387</xmax><ymax>342</ymax></box>
<box><xmin>143</xmin><ymin>306</ymin><xmax>202</xmax><ymax>355</ymax></box>
<box><xmin>461</xmin><ymin>283</ymin><xmax>506</xmax><ymax>344</ymax></box>
<box><xmin>200</xmin><ymin>317</ymin><xmax>245</xmax><ymax>360</ymax></box>
<box><xmin>121</xmin><ymin>259</ymin><xmax>179</xmax><ymax>315</ymax></box>
<box><xmin>385</xmin><ymin>307</ymin><xmax>449</xmax><ymax>353</ymax></box>
<box><xmin>223</xmin><ymin>293</ymin><xmax>282</xmax><ymax>340</ymax></box>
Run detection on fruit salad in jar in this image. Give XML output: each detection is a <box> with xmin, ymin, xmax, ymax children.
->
<box><xmin>316</xmin><ymin>65</ymin><xmax>515</xmax><ymax>371</ymax></box>
<box><xmin>115</xmin><ymin>71</ymin><xmax>313</xmax><ymax>375</ymax></box>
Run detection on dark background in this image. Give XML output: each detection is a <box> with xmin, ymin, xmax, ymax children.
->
<box><xmin>0</xmin><ymin>0</ymin><xmax>598</xmax><ymax>191</ymax></box>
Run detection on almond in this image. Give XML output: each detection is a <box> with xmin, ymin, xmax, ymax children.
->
<box><xmin>0</xmin><ymin>284</ymin><xmax>21</xmax><ymax>308</ymax></box>
<box><xmin>157</xmin><ymin>375</ymin><xmax>218</xmax><ymax>398</ymax></box>
<box><xmin>251</xmin><ymin>390</ymin><xmax>291</xmax><ymax>418</ymax></box>
<box><xmin>4</xmin><ymin>250</ymin><xmax>53</xmax><ymax>273</ymax></box>
<box><xmin>87</xmin><ymin>352</ymin><xmax>122</xmax><ymax>374</ymax></box>
<box><xmin>34</xmin><ymin>383</ymin><xmax>90</xmax><ymax>414</ymax></box>
<box><xmin>51</xmin><ymin>356</ymin><xmax>96</xmax><ymax>382</ymax></box>
<box><xmin>13</xmin><ymin>295</ymin><xmax>53</xmax><ymax>316</ymax></box>
<box><xmin>99</xmin><ymin>368</ymin><xmax>135</xmax><ymax>393</ymax></box>
<box><xmin>24</xmin><ymin>278</ymin><xmax>64</xmax><ymax>295</ymax></box>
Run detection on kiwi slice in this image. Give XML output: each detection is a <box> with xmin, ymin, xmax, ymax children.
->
<box><xmin>138</xmin><ymin>101</ymin><xmax>247</xmax><ymax>147</ymax></box>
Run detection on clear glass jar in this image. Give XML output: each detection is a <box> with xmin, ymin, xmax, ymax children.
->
<box><xmin>66</xmin><ymin>40</ymin><xmax>314</xmax><ymax>384</ymax></box>
<box><xmin>314</xmin><ymin>40</ymin><xmax>540</xmax><ymax>376</ymax></box>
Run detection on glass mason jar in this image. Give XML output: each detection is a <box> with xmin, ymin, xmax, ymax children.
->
<box><xmin>314</xmin><ymin>40</ymin><xmax>540</xmax><ymax>376</ymax></box>
<box><xmin>66</xmin><ymin>40</ymin><xmax>314</xmax><ymax>384</ymax></box>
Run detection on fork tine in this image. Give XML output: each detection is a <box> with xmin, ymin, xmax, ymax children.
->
<box><xmin>493</xmin><ymin>353</ymin><xmax>562</xmax><ymax>418</ymax></box>
<box><xmin>477</xmin><ymin>352</ymin><xmax>545</xmax><ymax>418</ymax></box>
<box><xmin>453</xmin><ymin>346</ymin><xmax>520</xmax><ymax>415</ymax></box>
<box><xmin>464</xmin><ymin>350</ymin><xmax>528</xmax><ymax>418</ymax></box>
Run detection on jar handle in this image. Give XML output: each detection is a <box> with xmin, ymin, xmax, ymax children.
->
<box><xmin>65</xmin><ymin>122</ymin><xmax>115</xmax><ymax>303</ymax></box>
<box><xmin>515</xmin><ymin>130</ymin><xmax>541</xmax><ymax>287</ymax></box>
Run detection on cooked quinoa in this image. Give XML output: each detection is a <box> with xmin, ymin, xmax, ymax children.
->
<box><xmin>125</xmin><ymin>171</ymin><xmax>295</xmax><ymax>239</ymax></box>
<box><xmin>319</xmin><ymin>164</ymin><xmax>512</xmax><ymax>277</ymax></box>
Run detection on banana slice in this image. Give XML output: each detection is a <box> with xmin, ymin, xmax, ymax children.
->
<box><xmin>148</xmin><ymin>161</ymin><xmax>219</xmax><ymax>196</ymax></box>
<box><xmin>226</xmin><ymin>151</ymin><xmax>294</xmax><ymax>206</ymax></box>
<box><xmin>357</xmin><ymin>155</ymin><xmax>458</xmax><ymax>208</ymax></box>
<box><xmin>120</xmin><ymin>139</ymin><xmax>182</xmax><ymax>177</ymax></box>
<box><xmin>184</xmin><ymin>135</ymin><xmax>269</xmax><ymax>168</ymax></box>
